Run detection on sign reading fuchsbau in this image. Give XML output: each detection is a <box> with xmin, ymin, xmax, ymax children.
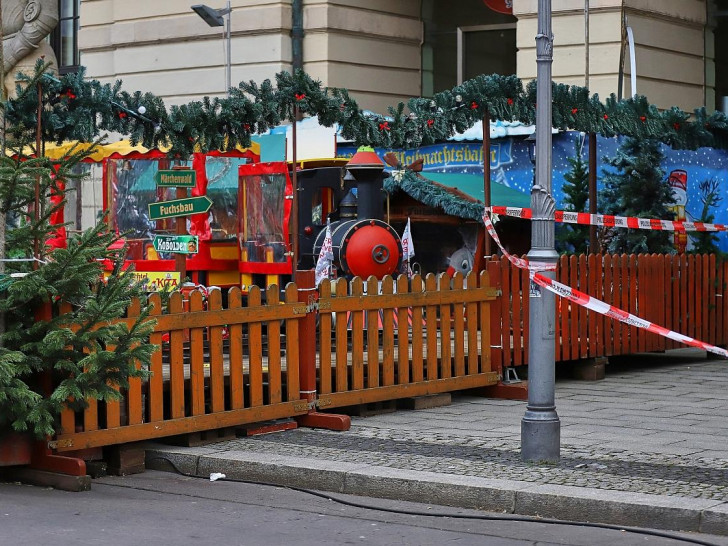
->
<box><xmin>148</xmin><ymin>196</ymin><xmax>213</xmax><ymax>220</ymax></box>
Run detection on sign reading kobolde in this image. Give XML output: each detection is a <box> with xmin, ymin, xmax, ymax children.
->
<box><xmin>155</xmin><ymin>169</ymin><xmax>196</xmax><ymax>187</ymax></box>
<box><xmin>153</xmin><ymin>235</ymin><xmax>199</xmax><ymax>254</ymax></box>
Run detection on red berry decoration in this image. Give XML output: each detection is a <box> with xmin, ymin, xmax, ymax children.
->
<box><xmin>507</xmin><ymin>98</ymin><xmax>513</xmax><ymax>105</ymax></box>
<box><xmin>603</xmin><ymin>114</ymin><xmax>609</xmax><ymax>120</ymax></box>
<box><xmin>427</xmin><ymin>119</ymin><xmax>434</xmax><ymax>127</ymax></box>
<box><xmin>571</xmin><ymin>108</ymin><xmax>578</xmax><ymax>114</ymax></box>
<box><xmin>640</xmin><ymin>116</ymin><xmax>646</xmax><ymax>122</ymax></box>
<box><xmin>673</xmin><ymin>123</ymin><xmax>680</xmax><ymax>130</ymax></box>
<box><xmin>379</xmin><ymin>121</ymin><xmax>390</xmax><ymax>131</ymax></box>
<box><xmin>244</xmin><ymin>123</ymin><xmax>251</xmax><ymax>131</ymax></box>
<box><xmin>118</xmin><ymin>112</ymin><xmax>127</xmax><ymax>119</ymax></box>
<box><xmin>470</xmin><ymin>101</ymin><xmax>479</xmax><ymax>110</ymax></box>
<box><xmin>294</xmin><ymin>93</ymin><xmax>306</xmax><ymax>101</ymax></box>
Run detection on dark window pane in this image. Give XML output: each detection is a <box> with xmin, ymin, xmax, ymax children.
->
<box><xmin>464</xmin><ymin>29</ymin><xmax>516</xmax><ymax>80</ymax></box>
<box><xmin>60</xmin><ymin>19</ymin><xmax>75</xmax><ymax>67</ymax></box>
<box><xmin>60</xmin><ymin>0</ymin><xmax>74</xmax><ymax>19</ymax></box>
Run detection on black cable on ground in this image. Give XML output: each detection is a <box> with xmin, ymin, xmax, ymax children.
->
<box><xmin>146</xmin><ymin>456</ymin><xmax>722</xmax><ymax>546</ymax></box>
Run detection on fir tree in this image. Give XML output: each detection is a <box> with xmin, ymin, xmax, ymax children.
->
<box><xmin>599</xmin><ymin>137</ymin><xmax>676</xmax><ymax>254</ymax></box>
<box><xmin>0</xmin><ymin>68</ymin><xmax>156</xmax><ymax>438</ymax></box>
<box><xmin>556</xmin><ymin>137</ymin><xmax>590</xmax><ymax>254</ymax></box>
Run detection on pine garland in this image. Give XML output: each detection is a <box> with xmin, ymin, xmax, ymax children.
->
<box><xmin>6</xmin><ymin>63</ymin><xmax>728</xmax><ymax>157</ymax></box>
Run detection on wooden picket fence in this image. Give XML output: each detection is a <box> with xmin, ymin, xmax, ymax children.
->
<box><xmin>316</xmin><ymin>271</ymin><xmax>500</xmax><ymax>409</ymax></box>
<box><xmin>488</xmin><ymin>253</ymin><xmax>727</xmax><ymax>368</ymax></box>
<box><xmin>50</xmin><ymin>271</ymin><xmax>499</xmax><ymax>452</ymax></box>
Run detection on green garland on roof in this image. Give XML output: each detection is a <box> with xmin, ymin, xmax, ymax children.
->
<box><xmin>7</xmin><ymin>62</ymin><xmax>728</xmax><ymax>157</ymax></box>
<box><xmin>385</xmin><ymin>170</ymin><xmax>484</xmax><ymax>221</ymax></box>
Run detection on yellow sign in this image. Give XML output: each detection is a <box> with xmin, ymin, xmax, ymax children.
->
<box><xmin>132</xmin><ymin>271</ymin><xmax>181</xmax><ymax>292</ymax></box>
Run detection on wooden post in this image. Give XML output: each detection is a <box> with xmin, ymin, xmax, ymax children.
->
<box><xmin>171</xmin><ymin>166</ymin><xmax>190</xmax><ymax>281</ymax></box>
<box><xmin>294</xmin><ymin>269</ymin><xmax>350</xmax><ymax>431</ymax></box>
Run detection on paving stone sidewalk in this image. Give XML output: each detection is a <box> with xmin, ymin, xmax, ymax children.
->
<box><xmin>146</xmin><ymin>348</ymin><xmax>728</xmax><ymax>537</ymax></box>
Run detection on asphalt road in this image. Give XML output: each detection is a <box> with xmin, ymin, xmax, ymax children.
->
<box><xmin>1</xmin><ymin>470</ymin><xmax>726</xmax><ymax>546</ymax></box>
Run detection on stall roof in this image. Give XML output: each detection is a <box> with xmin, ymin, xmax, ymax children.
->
<box><xmin>18</xmin><ymin>140</ymin><xmax>260</xmax><ymax>162</ymax></box>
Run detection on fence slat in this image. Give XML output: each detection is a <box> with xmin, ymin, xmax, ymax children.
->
<box><xmin>709</xmin><ymin>254</ymin><xmax>717</xmax><ymax>346</ymax></box>
<box><xmin>147</xmin><ymin>293</ymin><xmax>164</xmax><ymax>422</ymax></box>
<box><xmin>335</xmin><ymin>279</ymin><xmax>348</xmax><ymax>392</ymax></box>
<box><xmin>578</xmin><ymin>254</ymin><xmax>588</xmax><ymax>359</ymax></box>
<box><xmin>207</xmin><ymin>289</ymin><xmax>225</xmax><ymax>413</ymax></box>
<box><xmin>411</xmin><ymin>274</ymin><xmax>425</xmax><ymax>382</ymax></box>
<box><xmin>511</xmin><ymin>258</ymin><xmax>523</xmax><ymax>366</ymax></box>
<box><xmin>500</xmin><ymin>258</ymin><xmax>513</xmax><ymax>368</ymax></box>
<box><xmin>466</xmin><ymin>271</ymin><xmax>479</xmax><ymax>375</ymax></box>
<box><xmin>284</xmin><ymin>283</ymin><xmax>300</xmax><ymax>401</ymax></box>
<box><xmin>556</xmin><ymin>256</ymin><xmax>571</xmax><ymax>360</ymax></box>
<box><xmin>366</xmin><ymin>276</ymin><xmax>380</xmax><ymax>388</ymax></box>
<box><xmin>248</xmin><ymin>287</ymin><xmax>264</xmax><ymax>407</ymax></box>
<box><xmin>351</xmin><ymin>278</ymin><xmax>365</xmax><ymax>391</ymax></box>
<box><xmin>452</xmin><ymin>274</ymin><xmax>465</xmax><ymax>378</ymax></box>
<box><xmin>628</xmin><ymin>255</ymin><xmax>639</xmax><ymax>354</ymax></box>
<box><xmin>487</xmin><ymin>260</ymin><xmax>503</xmax><ymax>372</ymax></box>
<box><xmin>168</xmin><ymin>292</ymin><xmax>185</xmax><ymax>419</ymax></box>
<box><xmin>381</xmin><ymin>276</ymin><xmax>396</xmax><ymax>386</ymax></box>
<box><xmin>478</xmin><ymin>270</ymin><xmax>492</xmax><ymax>373</ymax></box>
<box><xmin>267</xmin><ymin>286</ymin><xmax>282</xmax><ymax>405</ymax></box>
<box><xmin>397</xmin><ymin>275</ymin><xmax>411</xmax><ymax>385</ymax></box>
<box><xmin>227</xmin><ymin>288</ymin><xmax>245</xmax><ymax>410</ymax></box>
<box><xmin>587</xmin><ymin>254</ymin><xmax>598</xmax><ymax>358</ymax></box>
<box><xmin>189</xmin><ymin>290</ymin><xmax>206</xmax><ymax>416</ymax></box>
<box><xmin>126</xmin><ymin>297</ymin><xmax>144</xmax><ymax>425</ymax></box>
<box><xmin>439</xmin><ymin>275</ymin><xmax>452</xmax><ymax>379</ymax></box>
<box><xmin>425</xmin><ymin>274</ymin><xmax>439</xmax><ymax>380</ymax></box>
<box><xmin>318</xmin><ymin>281</ymin><xmax>333</xmax><ymax>395</ymax></box>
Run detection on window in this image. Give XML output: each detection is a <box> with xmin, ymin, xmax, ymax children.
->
<box><xmin>51</xmin><ymin>0</ymin><xmax>80</xmax><ymax>74</ymax></box>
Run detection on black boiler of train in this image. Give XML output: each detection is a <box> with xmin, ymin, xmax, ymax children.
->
<box><xmin>295</xmin><ymin>161</ymin><xmax>403</xmax><ymax>280</ymax></box>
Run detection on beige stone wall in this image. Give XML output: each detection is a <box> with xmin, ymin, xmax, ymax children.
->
<box><xmin>513</xmin><ymin>0</ymin><xmax>711</xmax><ymax>112</ymax></box>
<box><xmin>79</xmin><ymin>0</ymin><xmax>422</xmax><ymax>113</ymax></box>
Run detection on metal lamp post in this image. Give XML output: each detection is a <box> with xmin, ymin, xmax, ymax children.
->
<box><xmin>191</xmin><ymin>2</ymin><xmax>232</xmax><ymax>96</ymax></box>
<box><xmin>521</xmin><ymin>0</ymin><xmax>561</xmax><ymax>463</ymax></box>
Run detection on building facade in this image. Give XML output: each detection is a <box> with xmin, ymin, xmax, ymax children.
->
<box><xmin>73</xmin><ymin>0</ymin><xmax>726</xmax><ymax>114</ymax></box>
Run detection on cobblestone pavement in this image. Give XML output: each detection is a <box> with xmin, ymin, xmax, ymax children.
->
<box><xmin>217</xmin><ymin>350</ymin><xmax>728</xmax><ymax>501</ymax></box>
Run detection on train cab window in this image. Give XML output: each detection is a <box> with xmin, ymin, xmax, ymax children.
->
<box><xmin>239</xmin><ymin>172</ymin><xmax>288</xmax><ymax>263</ymax></box>
<box><xmin>310</xmin><ymin>187</ymin><xmax>334</xmax><ymax>225</ymax></box>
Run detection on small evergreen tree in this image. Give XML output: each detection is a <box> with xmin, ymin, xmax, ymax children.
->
<box><xmin>599</xmin><ymin>137</ymin><xmax>676</xmax><ymax>254</ymax></box>
<box><xmin>556</xmin><ymin>137</ymin><xmax>590</xmax><ymax>254</ymax></box>
<box><xmin>0</xmin><ymin>67</ymin><xmax>156</xmax><ymax>438</ymax></box>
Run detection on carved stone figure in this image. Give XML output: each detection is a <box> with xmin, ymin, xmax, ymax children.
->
<box><xmin>3</xmin><ymin>0</ymin><xmax>59</xmax><ymax>97</ymax></box>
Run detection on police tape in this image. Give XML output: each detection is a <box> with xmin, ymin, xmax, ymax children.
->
<box><xmin>481</xmin><ymin>210</ymin><xmax>728</xmax><ymax>359</ymax></box>
<box><xmin>488</xmin><ymin>205</ymin><xmax>725</xmax><ymax>233</ymax></box>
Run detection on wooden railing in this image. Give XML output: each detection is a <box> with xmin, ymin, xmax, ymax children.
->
<box><xmin>52</xmin><ymin>286</ymin><xmax>310</xmax><ymax>451</ymax></box>
<box><xmin>317</xmin><ymin>270</ymin><xmax>500</xmax><ymax>408</ymax></box>
<box><xmin>51</xmin><ymin>271</ymin><xmax>500</xmax><ymax>451</ymax></box>
<box><xmin>488</xmin><ymin>253</ymin><xmax>727</xmax><ymax>368</ymax></box>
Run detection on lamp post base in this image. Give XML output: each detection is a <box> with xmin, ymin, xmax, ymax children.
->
<box><xmin>521</xmin><ymin>410</ymin><xmax>561</xmax><ymax>462</ymax></box>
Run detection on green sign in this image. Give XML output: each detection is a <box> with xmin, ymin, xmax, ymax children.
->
<box><xmin>148</xmin><ymin>196</ymin><xmax>213</xmax><ymax>220</ymax></box>
<box><xmin>153</xmin><ymin>235</ymin><xmax>199</xmax><ymax>255</ymax></box>
<box><xmin>155</xmin><ymin>169</ymin><xmax>196</xmax><ymax>188</ymax></box>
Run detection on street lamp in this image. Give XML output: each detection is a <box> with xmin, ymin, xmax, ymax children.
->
<box><xmin>521</xmin><ymin>0</ymin><xmax>561</xmax><ymax>463</ymax></box>
<box><xmin>191</xmin><ymin>2</ymin><xmax>232</xmax><ymax>96</ymax></box>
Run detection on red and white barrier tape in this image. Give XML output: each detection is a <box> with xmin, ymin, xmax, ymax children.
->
<box><xmin>482</xmin><ymin>210</ymin><xmax>728</xmax><ymax>359</ymax></box>
<box><xmin>489</xmin><ymin>205</ymin><xmax>726</xmax><ymax>233</ymax></box>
